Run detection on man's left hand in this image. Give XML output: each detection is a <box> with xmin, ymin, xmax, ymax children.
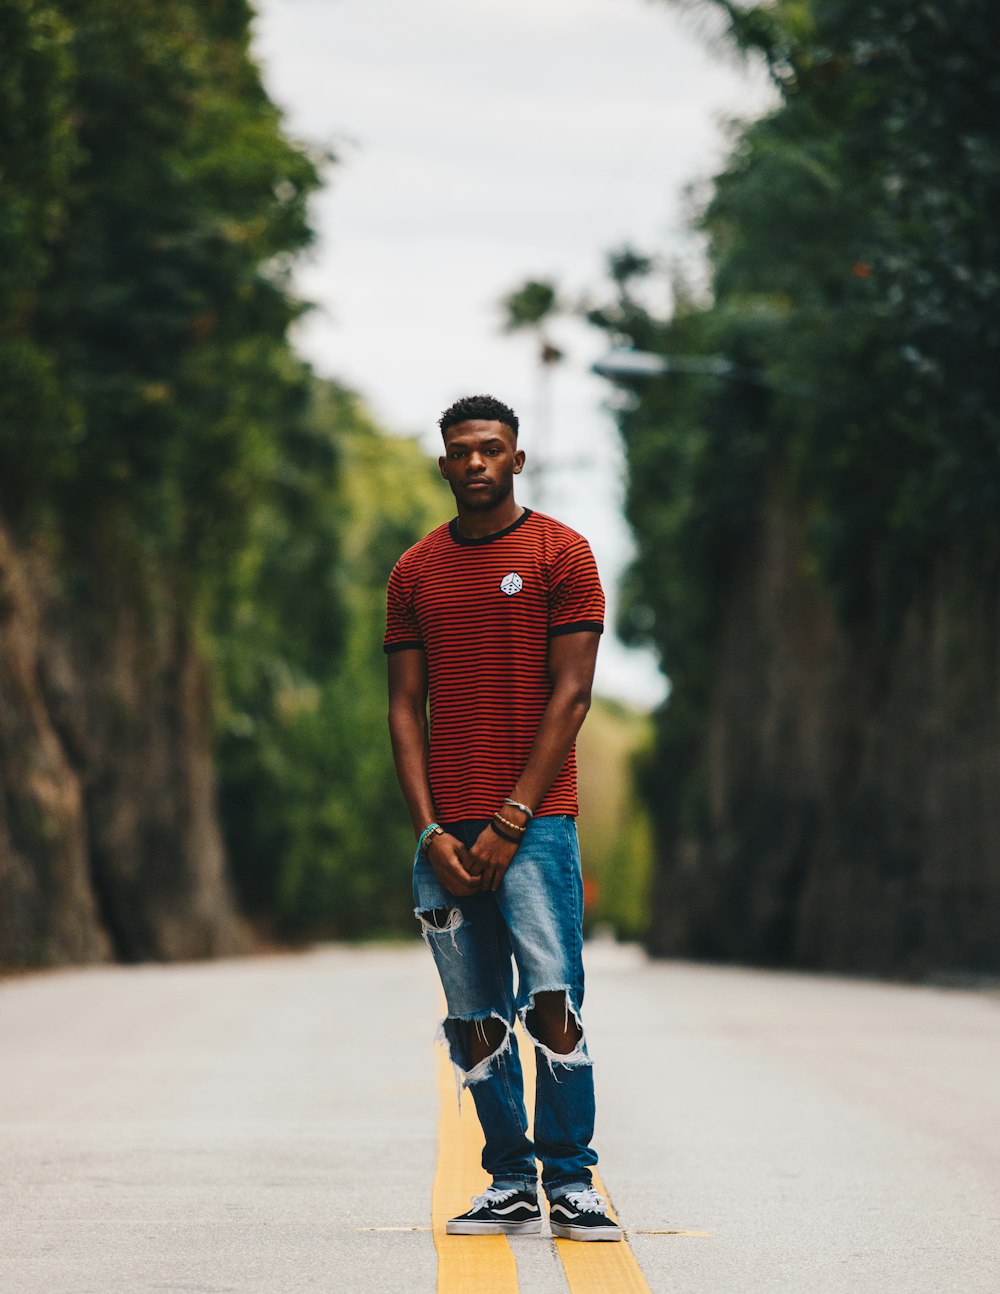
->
<box><xmin>467</xmin><ymin>825</ymin><xmax>520</xmax><ymax>892</ymax></box>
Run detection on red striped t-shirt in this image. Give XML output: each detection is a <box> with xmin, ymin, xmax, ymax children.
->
<box><xmin>383</xmin><ymin>508</ymin><xmax>604</xmax><ymax>822</ymax></box>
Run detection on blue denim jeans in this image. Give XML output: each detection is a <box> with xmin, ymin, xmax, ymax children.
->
<box><xmin>413</xmin><ymin>815</ymin><xmax>598</xmax><ymax>1201</ymax></box>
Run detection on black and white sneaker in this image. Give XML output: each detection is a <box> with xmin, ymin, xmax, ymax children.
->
<box><xmin>446</xmin><ymin>1186</ymin><xmax>542</xmax><ymax>1235</ymax></box>
<box><xmin>549</xmin><ymin>1187</ymin><xmax>623</xmax><ymax>1241</ymax></box>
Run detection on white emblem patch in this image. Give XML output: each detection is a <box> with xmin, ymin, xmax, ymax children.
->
<box><xmin>500</xmin><ymin>571</ymin><xmax>523</xmax><ymax>596</ymax></box>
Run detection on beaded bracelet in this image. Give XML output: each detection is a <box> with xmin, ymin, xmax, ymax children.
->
<box><xmin>417</xmin><ymin>822</ymin><xmax>443</xmax><ymax>854</ymax></box>
<box><xmin>503</xmin><ymin>798</ymin><xmax>534</xmax><ymax>819</ymax></box>
<box><xmin>493</xmin><ymin>813</ymin><xmax>526</xmax><ymax>835</ymax></box>
<box><xmin>489</xmin><ymin>820</ymin><xmax>521</xmax><ymax>845</ymax></box>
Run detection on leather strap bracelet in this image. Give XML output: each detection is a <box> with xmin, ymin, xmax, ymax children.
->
<box><xmin>489</xmin><ymin>820</ymin><xmax>521</xmax><ymax>845</ymax></box>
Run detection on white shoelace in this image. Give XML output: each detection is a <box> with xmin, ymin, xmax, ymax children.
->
<box><xmin>562</xmin><ymin>1187</ymin><xmax>608</xmax><ymax>1214</ymax></box>
<box><xmin>471</xmin><ymin>1186</ymin><xmax>519</xmax><ymax>1211</ymax></box>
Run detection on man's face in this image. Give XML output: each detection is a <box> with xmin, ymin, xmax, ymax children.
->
<box><xmin>438</xmin><ymin>420</ymin><xmax>524</xmax><ymax>511</ymax></box>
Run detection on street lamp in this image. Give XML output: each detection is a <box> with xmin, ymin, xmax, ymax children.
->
<box><xmin>592</xmin><ymin>348</ymin><xmax>810</xmax><ymax>394</ymax></box>
<box><xmin>592</xmin><ymin>348</ymin><xmax>768</xmax><ymax>385</ymax></box>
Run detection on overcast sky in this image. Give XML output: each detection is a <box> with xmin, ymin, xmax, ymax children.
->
<box><xmin>252</xmin><ymin>0</ymin><xmax>773</xmax><ymax>706</ymax></box>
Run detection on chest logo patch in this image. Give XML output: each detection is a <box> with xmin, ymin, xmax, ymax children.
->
<box><xmin>500</xmin><ymin>571</ymin><xmax>523</xmax><ymax>596</ymax></box>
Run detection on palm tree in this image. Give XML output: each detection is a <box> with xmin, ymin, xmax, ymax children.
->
<box><xmin>499</xmin><ymin>279</ymin><xmax>564</xmax><ymax>508</ymax></box>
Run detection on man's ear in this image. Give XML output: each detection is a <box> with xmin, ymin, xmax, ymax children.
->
<box><xmin>438</xmin><ymin>454</ymin><xmax>448</xmax><ymax>478</ymax></box>
<box><xmin>513</xmin><ymin>449</ymin><xmax>526</xmax><ymax>475</ymax></box>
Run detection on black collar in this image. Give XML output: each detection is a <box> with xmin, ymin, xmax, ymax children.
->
<box><xmin>448</xmin><ymin>507</ymin><xmax>533</xmax><ymax>547</ymax></box>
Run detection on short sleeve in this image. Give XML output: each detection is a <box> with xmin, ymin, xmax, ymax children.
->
<box><xmin>383</xmin><ymin>561</ymin><xmax>424</xmax><ymax>653</ymax></box>
<box><xmin>547</xmin><ymin>537</ymin><xmax>605</xmax><ymax>637</ymax></box>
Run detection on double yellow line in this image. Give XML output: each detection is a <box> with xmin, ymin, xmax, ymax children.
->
<box><xmin>431</xmin><ymin>1025</ymin><xmax>652</xmax><ymax>1293</ymax></box>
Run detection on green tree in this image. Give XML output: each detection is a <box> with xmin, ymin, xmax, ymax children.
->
<box><xmin>500</xmin><ymin>278</ymin><xmax>566</xmax><ymax>500</ymax></box>
<box><xmin>0</xmin><ymin>0</ymin><xmax>341</xmax><ymax>964</ymax></box>
<box><xmin>594</xmin><ymin>0</ymin><xmax>1000</xmax><ymax>678</ymax></box>
<box><xmin>3</xmin><ymin>0</ymin><xmax>324</xmax><ymax>592</ymax></box>
<box><xmin>0</xmin><ymin>0</ymin><xmax>78</xmax><ymax>522</ymax></box>
<box><xmin>213</xmin><ymin>381</ymin><xmax>446</xmax><ymax>939</ymax></box>
<box><xmin>588</xmin><ymin>0</ymin><xmax>1000</xmax><ymax>937</ymax></box>
<box><xmin>501</xmin><ymin>278</ymin><xmax>563</xmax><ymax>362</ymax></box>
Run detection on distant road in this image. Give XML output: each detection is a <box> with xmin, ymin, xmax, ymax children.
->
<box><xmin>2</xmin><ymin>943</ymin><xmax>998</xmax><ymax>1293</ymax></box>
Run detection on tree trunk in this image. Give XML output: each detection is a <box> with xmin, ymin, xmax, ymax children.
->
<box><xmin>0</xmin><ymin>519</ymin><xmax>248</xmax><ymax>968</ymax></box>
<box><xmin>650</xmin><ymin>478</ymin><xmax>1000</xmax><ymax>977</ymax></box>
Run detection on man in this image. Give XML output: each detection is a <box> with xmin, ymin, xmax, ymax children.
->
<box><xmin>385</xmin><ymin>393</ymin><xmax>621</xmax><ymax>1241</ymax></box>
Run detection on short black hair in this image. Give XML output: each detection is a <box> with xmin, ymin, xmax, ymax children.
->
<box><xmin>438</xmin><ymin>394</ymin><xmax>519</xmax><ymax>439</ymax></box>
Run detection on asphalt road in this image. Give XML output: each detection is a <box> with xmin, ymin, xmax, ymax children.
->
<box><xmin>2</xmin><ymin>941</ymin><xmax>998</xmax><ymax>1293</ymax></box>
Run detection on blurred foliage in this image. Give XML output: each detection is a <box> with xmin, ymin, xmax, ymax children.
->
<box><xmin>0</xmin><ymin>0</ymin><xmax>449</xmax><ymax>942</ymax></box>
<box><xmin>0</xmin><ymin>0</ymin><xmax>78</xmax><ymax>504</ymax></box>
<box><xmin>501</xmin><ymin>279</ymin><xmax>559</xmax><ymax>332</ymax></box>
<box><xmin>576</xmin><ymin>698</ymin><xmax>655</xmax><ymax>941</ymax></box>
<box><xmin>1</xmin><ymin>0</ymin><xmax>323</xmax><ymax>595</ymax></box>
<box><xmin>588</xmin><ymin>0</ymin><xmax>1000</xmax><ymax>831</ymax></box>
<box><xmin>212</xmin><ymin>382</ymin><xmax>445</xmax><ymax>939</ymax></box>
<box><xmin>500</xmin><ymin>278</ymin><xmax>565</xmax><ymax>366</ymax></box>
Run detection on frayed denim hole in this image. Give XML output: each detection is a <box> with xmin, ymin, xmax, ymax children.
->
<box><xmin>436</xmin><ymin>1011</ymin><xmax>513</xmax><ymax>1111</ymax></box>
<box><xmin>414</xmin><ymin>905</ymin><xmax>464</xmax><ymax>954</ymax></box>
<box><xmin>463</xmin><ymin>1016</ymin><xmax>514</xmax><ymax>1087</ymax></box>
<box><xmin>520</xmin><ymin>988</ymin><xmax>591</xmax><ymax>1080</ymax></box>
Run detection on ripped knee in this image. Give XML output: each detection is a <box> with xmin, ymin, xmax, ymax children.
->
<box><xmin>419</xmin><ymin>907</ymin><xmax>460</xmax><ymax>932</ymax></box>
<box><xmin>466</xmin><ymin>1014</ymin><xmax>508</xmax><ymax>1064</ymax></box>
<box><xmin>415</xmin><ymin>905</ymin><xmax>463</xmax><ymax>952</ymax></box>
<box><xmin>525</xmin><ymin>990</ymin><xmax>582</xmax><ymax>1052</ymax></box>
<box><xmin>521</xmin><ymin>990</ymin><xmax>591</xmax><ymax>1071</ymax></box>
<box><xmin>439</xmin><ymin>1013</ymin><xmax>514</xmax><ymax>1087</ymax></box>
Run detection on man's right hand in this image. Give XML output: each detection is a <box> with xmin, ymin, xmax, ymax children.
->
<box><xmin>426</xmin><ymin>833</ymin><xmax>482</xmax><ymax>896</ymax></box>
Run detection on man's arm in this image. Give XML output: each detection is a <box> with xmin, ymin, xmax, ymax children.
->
<box><xmin>387</xmin><ymin>649</ymin><xmax>481</xmax><ymax>897</ymax></box>
<box><xmin>467</xmin><ymin>630</ymin><xmax>600</xmax><ymax>891</ymax></box>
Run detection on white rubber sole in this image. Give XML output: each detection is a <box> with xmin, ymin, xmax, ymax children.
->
<box><xmin>446</xmin><ymin>1219</ymin><xmax>543</xmax><ymax>1235</ymax></box>
<box><xmin>550</xmin><ymin>1220</ymin><xmax>623</xmax><ymax>1242</ymax></box>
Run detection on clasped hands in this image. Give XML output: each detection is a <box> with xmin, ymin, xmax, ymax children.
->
<box><xmin>427</xmin><ymin>821</ymin><xmax>521</xmax><ymax>895</ymax></box>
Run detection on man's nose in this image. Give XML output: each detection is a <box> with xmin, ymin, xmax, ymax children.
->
<box><xmin>467</xmin><ymin>453</ymin><xmax>486</xmax><ymax>472</ymax></box>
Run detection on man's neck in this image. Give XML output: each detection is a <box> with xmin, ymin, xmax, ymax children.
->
<box><xmin>453</xmin><ymin>498</ymin><xmax>525</xmax><ymax>540</ymax></box>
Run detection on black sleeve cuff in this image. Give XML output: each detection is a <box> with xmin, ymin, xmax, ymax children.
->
<box><xmin>548</xmin><ymin>621</ymin><xmax>605</xmax><ymax>638</ymax></box>
<box><xmin>383</xmin><ymin>640</ymin><xmax>424</xmax><ymax>654</ymax></box>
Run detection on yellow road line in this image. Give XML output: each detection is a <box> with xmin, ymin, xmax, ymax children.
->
<box><xmin>521</xmin><ymin>1023</ymin><xmax>652</xmax><ymax>1292</ymax></box>
<box><xmin>553</xmin><ymin>1165</ymin><xmax>654</xmax><ymax>1294</ymax></box>
<box><xmin>432</xmin><ymin>1017</ymin><xmax>654</xmax><ymax>1293</ymax></box>
<box><xmin>518</xmin><ymin>1017</ymin><xmax>536</xmax><ymax>1123</ymax></box>
<box><xmin>432</xmin><ymin>1037</ymin><xmax>519</xmax><ymax>1293</ymax></box>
